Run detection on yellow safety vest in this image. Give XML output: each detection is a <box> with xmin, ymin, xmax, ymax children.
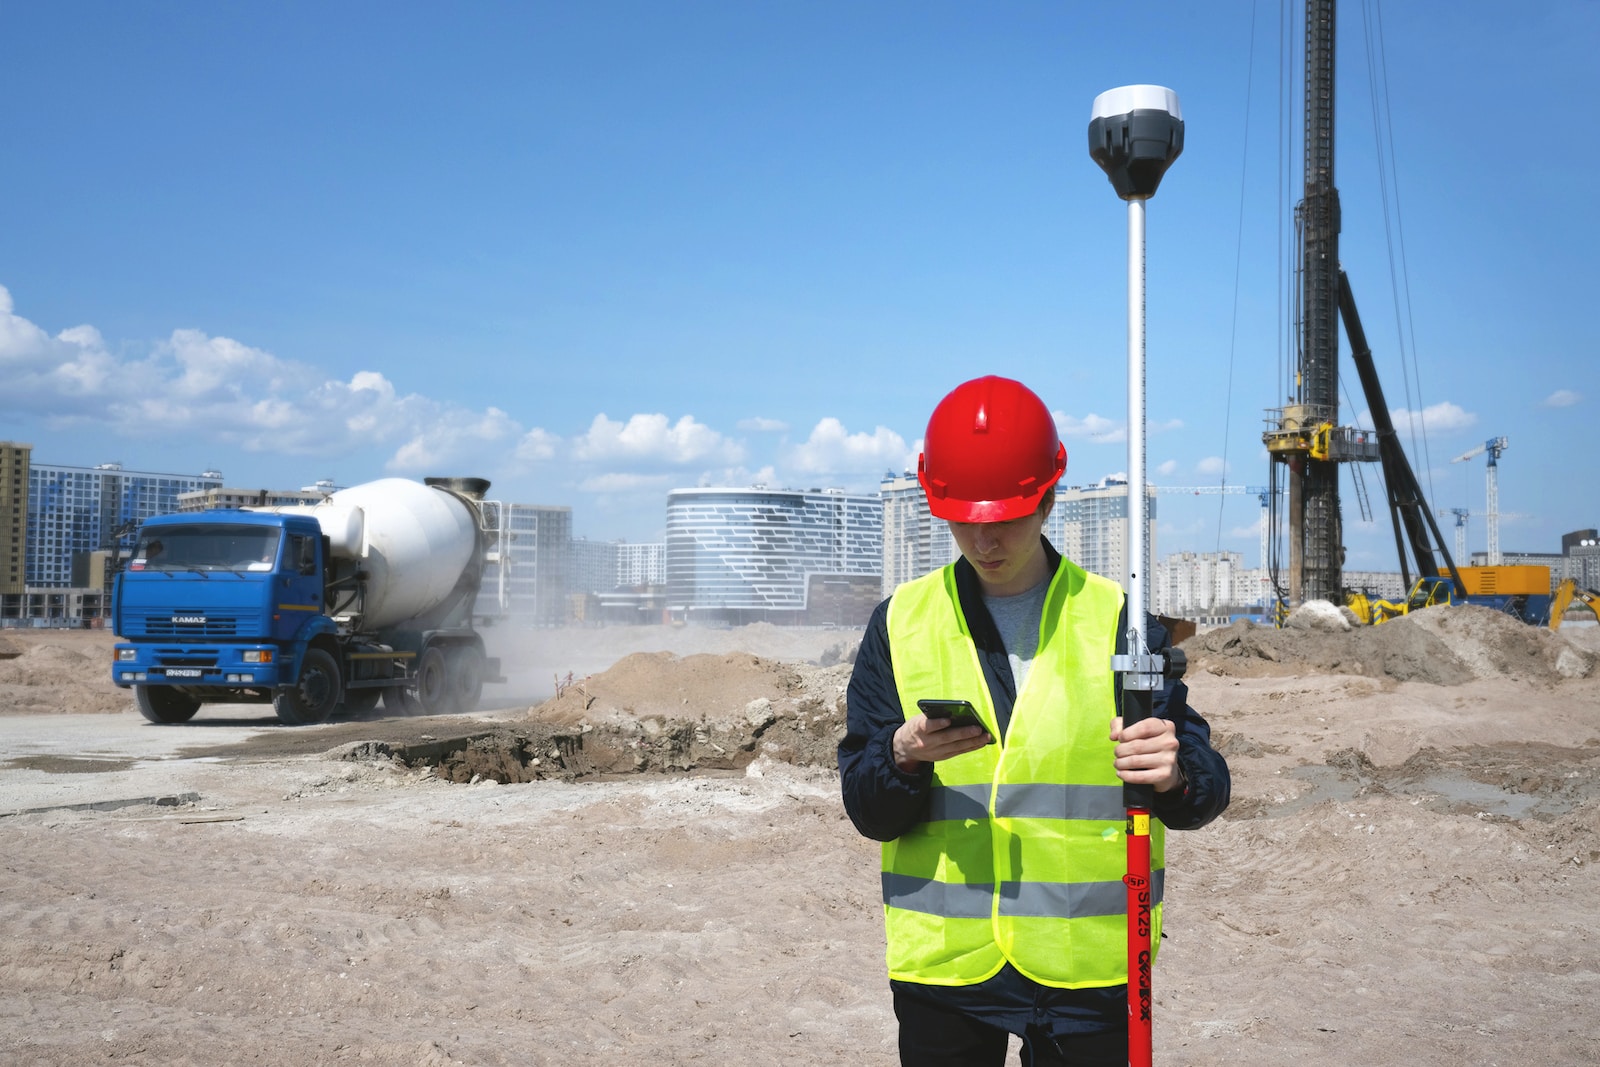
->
<box><xmin>881</xmin><ymin>558</ymin><xmax>1165</xmax><ymax>988</ymax></box>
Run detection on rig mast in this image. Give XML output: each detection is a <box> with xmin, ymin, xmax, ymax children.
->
<box><xmin>1262</xmin><ymin>0</ymin><xmax>1377</xmax><ymax>605</ymax></box>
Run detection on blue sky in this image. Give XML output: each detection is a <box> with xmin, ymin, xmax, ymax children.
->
<box><xmin>3</xmin><ymin>1</ymin><xmax>1595</xmax><ymax>569</ymax></box>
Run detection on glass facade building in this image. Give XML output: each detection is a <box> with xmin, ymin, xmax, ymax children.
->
<box><xmin>666</xmin><ymin>487</ymin><xmax>882</xmax><ymax>623</ymax></box>
<box><xmin>25</xmin><ymin>461</ymin><xmax>224</xmax><ymax>587</ymax></box>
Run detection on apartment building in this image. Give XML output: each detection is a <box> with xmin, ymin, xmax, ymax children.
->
<box><xmin>25</xmin><ymin>460</ymin><xmax>223</xmax><ymax>587</ymax></box>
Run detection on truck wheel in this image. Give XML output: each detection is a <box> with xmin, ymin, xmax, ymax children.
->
<box><xmin>383</xmin><ymin>686</ymin><xmax>422</xmax><ymax>716</ymax></box>
<box><xmin>338</xmin><ymin>688</ymin><xmax>382</xmax><ymax>715</ymax></box>
<box><xmin>447</xmin><ymin>645</ymin><xmax>485</xmax><ymax>713</ymax></box>
<box><xmin>274</xmin><ymin>648</ymin><xmax>342</xmax><ymax>726</ymax></box>
<box><xmin>415</xmin><ymin>646</ymin><xmax>450</xmax><ymax>715</ymax></box>
<box><xmin>135</xmin><ymin>686</ymin><xmax>202</xmax><ymax>724</ymax></box>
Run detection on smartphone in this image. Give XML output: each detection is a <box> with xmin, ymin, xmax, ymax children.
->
<box><xmin>917</xmin><ymin>699</ymin><xmax>994</xmax><ymax>745</ymax></box>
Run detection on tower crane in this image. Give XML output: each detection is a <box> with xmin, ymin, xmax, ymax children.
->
<box><xmin>1437</xmin><ymin>507</ymin><xmax>1470</xmax><ymax>565</ymax></box>
<box><xmin>1452</xmin><ymin>436</ymin><xmax>1508</xmax><ymax>565</ymax></box>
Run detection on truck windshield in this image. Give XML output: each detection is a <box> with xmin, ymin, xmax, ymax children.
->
<box><xmin>130</xmin><ymin>525</ymin><xmax>282</xmax><ymax>573</ymax></box>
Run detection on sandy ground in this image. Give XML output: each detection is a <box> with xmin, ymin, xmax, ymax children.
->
<box><xmin>2</xmin><ymin>610</ymin><xmax>1598</xmax><ymax>1065</ymax></box>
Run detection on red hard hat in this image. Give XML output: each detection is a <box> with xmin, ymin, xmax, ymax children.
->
<box><xmin>917</xmin><ymin>376</ymin><xmax>1066</xmax><ymax>523</ymax></box>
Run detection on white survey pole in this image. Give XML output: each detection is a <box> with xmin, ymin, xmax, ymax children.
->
<box><xmin>1127</xmin><ymin>196</ymin><xmax>1148</xmax><ymax>644</ymax></box>
<box><xmin>1089</xmin><ymin>82</ymin><xmax>1184</xmax><ymax>1067</ymax></box>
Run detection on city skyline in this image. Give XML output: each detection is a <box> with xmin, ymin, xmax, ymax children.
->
<box><xmin>12</xmin><ymin>440</ymin><xmax>1598</xmax><ymax>576</ymax></box>
<box><xmin>11</xmin><ymin>441</ymin><xmax>1592</xmax><ymax>629</ymax></box>
<box><xmin>3</xmin><ymin>3</ymin><xmax>1595</xmax><ymax>567</ymax></box>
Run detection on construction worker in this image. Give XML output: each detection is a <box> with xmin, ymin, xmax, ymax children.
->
<box><xmin>838</xmin><ymin>375</ymin><xmax>1230</xmax><ymax>1066</ymax></box>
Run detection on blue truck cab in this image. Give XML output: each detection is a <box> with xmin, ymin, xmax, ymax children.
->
<box><xmin>112</xmin><ymin>511</ymin><xmax>344</xmax><ymax>723</ymax></box>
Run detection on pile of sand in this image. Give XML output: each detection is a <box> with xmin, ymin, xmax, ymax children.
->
<box><xmin>0</xmin><ymin>631</ymin><xmax>132</xmax><ymax>715</ymax></box>
<box><xmin>1183</xmin><ymin>603</ymin><xmax>1595</xmax><ymax>685</ymax></box>
<box><xmin>405</xmin><ymin>652</ymin><xmax>857</xmax><ymax>783</ymax></box>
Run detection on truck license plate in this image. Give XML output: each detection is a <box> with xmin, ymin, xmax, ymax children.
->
<box><xmin>164</xmin><ymin>668</ymin><xmax>203</xmax><ymax>678</ymax></box>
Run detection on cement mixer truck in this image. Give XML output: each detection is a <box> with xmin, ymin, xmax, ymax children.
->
<box><xmin>111</xmin><ymin>477</ymin><xmax>505</xmax><ymax>725</ymax></box>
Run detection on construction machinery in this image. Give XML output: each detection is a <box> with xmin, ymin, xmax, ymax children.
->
<box><xmin>1452</xmin><ymin>436</ymin><xmax>1508</xmax><ymax>565</ymax></box>
<box><xmin>1440</xmin><ymin>507</ymin><xmax>1470</xmax><ymax>564</ymax></box>
<box><xmin>1261</xmin><ymin>0</ymin><xmax>1387</xmax><ymax>607</ymax></box>
<box><xmin>1549</xmin><ymin>579</ymin><xmax>1600</xmax><ymax>630</ymax></box>
<box><xmin>1254</xmin><ymin>2</ymin><xmax>1562</xmax><ymax>634</ymax></box>
<box><xmin>112</xmin><ymin>477</ymin><xmax>505</xmax><ymax>725</ymax></box>
<box><xmin>1348</xmin><ymin>576</ymin><xmax>1456</xmax><ymax>626</ymax></box>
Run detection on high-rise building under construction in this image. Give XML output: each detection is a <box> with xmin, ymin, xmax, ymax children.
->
<box><xmin>1</xmin><ymin>442</ymin><xmax>30</xmax><ymax>596</ymax></box>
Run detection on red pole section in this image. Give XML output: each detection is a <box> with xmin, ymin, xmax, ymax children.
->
<box><xmin>1126</xmin><ymin>806</ymin><xmax>1154</xmax><ymax>1067</ymax></box>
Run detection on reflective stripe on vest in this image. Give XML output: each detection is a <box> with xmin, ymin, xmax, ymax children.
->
<box><xmin>884</xmin><ymin>868</ymin><xmax>1167</xmax><ymax>919</ymax></box>
<box><xmin>880</xmin><ymin>558</ymin><xmax>1166</xmax><ymax>989</ymax></box>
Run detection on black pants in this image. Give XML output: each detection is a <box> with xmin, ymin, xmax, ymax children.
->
<box><xmin>893</xmin><ymin>986</ymin><xmax>1127</xmax><ymax>1067</ymax></box>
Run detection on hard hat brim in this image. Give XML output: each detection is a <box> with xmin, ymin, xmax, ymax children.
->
<box><xmin>917</xmin><ymin>456</ymin><xmax>1064</xmax><ymax>524</ymax></box>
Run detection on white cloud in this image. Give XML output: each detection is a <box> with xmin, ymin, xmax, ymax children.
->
<box><xmin>785</xmin><ymin>418</ymin><xmax>911</xmax><ymax>477</ymax></box>
<box><xmin>0</xmin><ymin>286</ymin><xmax>122</xmax><ymax>411</ymax></box>
<box><xmin>572</xmin><ymin>413</ymin><xmax>742</xmax><ymax>465</ymax></box>
<box><xmin>1357</xmin><ymin>401</ymin><xmax>1476</xmax><ymax>434</ymax></box>
<box><xmin>1229</xmin><ymin>518</ymin><xmax>1263</xmax><ymax>539</ymax></box>
<box><xmin>737</xmin><ymin>416</ymin><xmax>788</xmax><ymax>432</ymax></box>
<box><xmin>3</xmin><ymin>287</ymin><xmax>932</xmax><ymax>531</ymax></box>
<box><xmin>348</xmin><ymin>370</ymin><xmax>395</xmax><ymax>398</ymax></box>
<box><xmin>1196</xmin><ymin>456</ymin><xmax>1228</xmax><ymax>476</ymax></box>
<box><xmin>386</xmin><ymin>408</ymin><xmax>521</xmax><ymax>472</ymax></box>
<box><xmin>247</xmin><ymin>397</ymin><xmax>299</xmax><ymax>431</ymax></box>
<box><xmin>0</xmin><ymin>286</ymin><xmax>535</xmax><ymax>466</ymax></box>
<box><xmin>514</xmin><ymin>427</ymin><xmax>561</xmax><ymax>463</ymax></box>
<box><xmin>164</xmin><ymin>329</ymin><xmax>293</xmax><ymax>399</ymax></box>
<box><xmin>1544</xmin><ymin>389</ymin><xmax>1581</xmax><ymax>408</ymax></box>
<box><xmin>1054</xmin><ymin>410</ymin><xmax>1122</xmax><ymax>442</ymax></box>
<box><xmin>1155</xmin><ymin>459</ymin><xmax>1178</xmax><ymax>477</ymax></box>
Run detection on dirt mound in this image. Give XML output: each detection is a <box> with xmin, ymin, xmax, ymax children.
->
<box><xmin>1185</xmin><ymin>605</ymin><xmax>1597</xmax><ymax>686</ymax></box>
<box><xmin>0</xmin><ymin>631</ymin><xmax>133</xmax><ymax>715</ymax></box>
<box><xmin>386</xmin><ymin>651</ymin><xmax>858</xmax><ymax>784</ymax></box>
<box><xmin>1403</xmin><ymin>603</ymin><xmax>1594</xmax><ymax>681</ymax></box>
<box><xmin>487</xmin><ymin>623</ymin><xmax>863</xmax><ymax>704</ymax></box>
<box><xmin>536</xmin><ymin>651</ymin><xmax>811</xmax><ymax>726</ymax></box>
<box><xmin>1185</xmin><ymin>613</ymin><xmax>1468</xmax><ymax>685</ymax></box>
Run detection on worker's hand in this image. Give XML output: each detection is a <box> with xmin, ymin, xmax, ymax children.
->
<box><xmin>892</xmin><ymin>714</ymin><xmax>990</xmax><ymax>773</ymax></box>
<box><xmin>1110</xmin><ymin>716</ymin><xmax>1184</xmax><ymax>794</ymax></box>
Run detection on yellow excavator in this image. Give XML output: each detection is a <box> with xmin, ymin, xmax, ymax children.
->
<box><xmin>1348</xmin><ymin>565</ymin><xmax>1571</xmax><ymax>628</ymax></box>
<box><xmin>1347</xmin><ymin>576</ymin><xmax>1456</xmax><ymax>626</ymax></box>
<box><xmin>1548</xmin><ymin>579</ymin><xmax>1600</xmax><ymax>630</ymax></box>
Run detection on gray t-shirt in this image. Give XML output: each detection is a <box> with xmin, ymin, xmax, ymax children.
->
<box><xmin>983</xmin><ymin>577</ymin><xmax>1049</xmax><ymax>699</ymax></box>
